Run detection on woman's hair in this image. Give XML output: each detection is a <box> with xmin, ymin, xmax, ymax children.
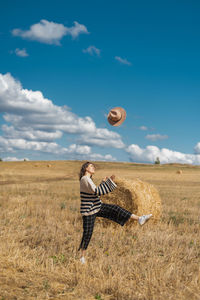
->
<box><xmin>79</xmin><ymin>161</ymin><xmax>94</xmax><ymax>181</ymax></box>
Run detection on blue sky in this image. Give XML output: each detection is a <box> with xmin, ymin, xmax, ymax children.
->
<box><xmin>0</xmin><ymin>0</ymin><xmax>200</xmax><ymax>163</ymax></box>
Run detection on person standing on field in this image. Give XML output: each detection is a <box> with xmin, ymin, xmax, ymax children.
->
<box><xmin>78</xmin><ymin>161</ymin><xmax>152</xmax><ymax>264</ymax></box>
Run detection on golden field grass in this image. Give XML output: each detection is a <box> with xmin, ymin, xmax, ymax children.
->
<box><xmin>0</xmin><ymin>161</ymin><xmax>200</xmax><ymax>300</ymax></box>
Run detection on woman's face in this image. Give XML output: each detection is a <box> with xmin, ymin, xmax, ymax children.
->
<box><xmin>86</xmin><ymin>164</ymin><xmax>95</xmax><ymax>175</ymax></box>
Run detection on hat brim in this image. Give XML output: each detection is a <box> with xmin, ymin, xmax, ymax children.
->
<box><xmin>107</xmin><ymin>107</ymin><xmax>126</xmax><ymax>126</ymax></box>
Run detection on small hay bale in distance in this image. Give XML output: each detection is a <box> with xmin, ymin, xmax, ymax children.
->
<box><xmin>100</xmin><ymin>177</ymin><xmax>162</xmax><ymax>225</ymax></box>
<box><xmin>47</xmin><ymin>164</ymin><xmax>52</xmax><ymax>168</ymax></box>
<box><xmin>176</xmin><ymin>170</ymin><xmax>182</xmax><ymax>174</ymax></box>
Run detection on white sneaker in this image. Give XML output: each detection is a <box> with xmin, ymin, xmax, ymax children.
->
<box><xmin>138</xmin><ymin>214</ymin><xmax>152</xmax><ymax>225</ymax></box>
<box><xmin>80</xmin><ymin>256</ymin><xmax>86</xmax><ymax>264</ymax></box>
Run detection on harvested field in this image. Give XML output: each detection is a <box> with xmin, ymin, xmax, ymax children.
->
<box><xmin>0</xmin><ymin>161</ymin><xmax>200</xmax><ymax>300</ymax></box>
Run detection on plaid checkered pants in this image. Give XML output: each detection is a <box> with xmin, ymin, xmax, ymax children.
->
<box><xmin>78</xmin><ymin>203</ymin><xmax>132</xmax><ymax>250</ymax></box>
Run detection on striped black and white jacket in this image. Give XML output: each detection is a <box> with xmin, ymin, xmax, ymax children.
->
<box><xmin>80</xmin><ymin>175</ymin><xmax>117</xmax><ymax>216</ymax></box>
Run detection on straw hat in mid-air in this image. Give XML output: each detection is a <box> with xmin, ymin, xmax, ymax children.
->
<box><xmin>107</xmin><ymin>107</ymin><xmax>126</xmax><ymax>126</ymax></box>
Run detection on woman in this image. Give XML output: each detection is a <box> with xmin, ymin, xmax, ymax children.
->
<box><xmin>78</xmin><ymin>161</ymin><xmax>152</xmax><ymax>264</ymax></box>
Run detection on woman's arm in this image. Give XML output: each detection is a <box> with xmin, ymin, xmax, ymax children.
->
<box><xmin>95</xmin><ymin>176</ymin><xmax>117</xmax><ymax>196</ymax></box>
<box><xmin>81</xmin><ymin>175</ymin><xmax>117</xmax><ymax>195</ymax></box>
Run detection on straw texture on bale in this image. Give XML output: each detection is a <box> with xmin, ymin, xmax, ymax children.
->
<box><xmin>100</xmin><ymin>177</ymin><xmax>162</xmax><ymax>225</ymax></box>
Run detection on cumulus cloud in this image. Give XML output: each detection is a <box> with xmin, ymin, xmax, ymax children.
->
<box><xmin>89</xmin><ymin>153</ymin><xmax>116</xmax><ymax>161</ymax></box>
<box><xmin>115</xmin><ymin>56</ymin><xmax>132</xmax><ymax>66</ymax></box>
<box><xmin>80</xmin><ymin>137</ymin><xmax>125</xmax><ymax>148</ymax></box>
<box><xmin>65</xmin><ymin>144</ymin><xmax>116</xmax><ymax>161</ymax></box>
<box><xmin>145</xmin><ymin>134</ymin><xmax>168</xmax><ymax>141</ymax></box>
<box><xmin>126</xmin><ymin>144</ymin><xmax>200</xmax><ymax>165</ymax></box>
<box><xmin>79</xmin><ymin>128</ymin><xmax>125</xmax><ymax>148</ymax></box>
<box><xmin>194</xmin><ymin>142</ymin><xmax>200</xmax><ymax>154</ymax></box>
<box><xmin>0</xmin><ymin>73</ymin><xmax>123</xmax><ymax>160</ymax></box>
<box><xmin>66</xmin><ymin>144</ymin><xmax>116</xmax><ymax>161</ymax></box>
<box><xmin>0</xmin><ymin>73</ymin><xmax>125</xmax><ymax>149</ymax></box>
<box><xmin>2</xmin><ymin>153</ymin><xmax>115</xmax><ymax>162</ymax></box>
<box><xmin>0</xmin><ymin>136</ymin><xmax>116</xmax><ymax>161</ymax></box>
<box><xmin>67</xmin><ymin>144</ymin><xmax>91</xmax><ymax>155</ymax></box>
<box><xmin>69</xmin><ymin>21</ymin><xmax>89</xmax><ymax>39</ymax></box>
<box><xmin>83</xmin><ymin>45</ymin><xmax>100</xmax><ymax>56</ymax></box>
<box><xmin>0</xmin><ymin>136</ymin><xmax>68</xmax><ymax>154</ymax></box>
<box><xmin>2</xmin><ymin>125</ymin><xmax>62</xmax><ymax>142</ymax></box>
<box><xmin>0</xmin><ymin>73</ymin><xmax>95</xmax><ymax>133</ymax></box>
<box><xmin>12</xmin><ymin>20</ymin><xmax>89</xmax><ymax>45</ymax></box>
<box><xmin>15</xmin><ymin>48</ymin><xmax>29</xmax><ymax>57</ymax></box>
<box><xmin>3</xmin><ymin>157</ymin><xmax>30</xmax><ymax>162</ymax></box>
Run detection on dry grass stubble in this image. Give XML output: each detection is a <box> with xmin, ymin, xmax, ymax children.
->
<box><xmin>0</xmin><ymin>161</ymin><xmax>200</xmax><ymax>299</ymax></box>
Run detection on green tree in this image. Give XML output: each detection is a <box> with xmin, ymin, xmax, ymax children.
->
<box><xmin>155</xmin><ymin>157</ymin><xmax>160</xmax><ymax>164</ymax></box>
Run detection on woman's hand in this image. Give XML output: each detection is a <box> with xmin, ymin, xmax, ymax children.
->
<box><xmin>103</xmin><ymin>175</ymin><xmax>115</xmax><ymax>181</ymax></box>
<box><xmin>110</xmin><ymin>175</ymin><xmax>115</xmax><ymax>181</ymax></box>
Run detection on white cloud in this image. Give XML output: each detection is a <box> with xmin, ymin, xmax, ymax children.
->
<box><xmin>0</xmin><ymin>73</ymin><xmax>95</xmax><ymax>133</ymax></box>
<box><xmin>0</xmin><ymin>135</ymin><xmax>116</xmax><ymax>161</ymax></box>
<box><xmin>139</xmin><ymin>126</ymin><xmax>148</xmax><ymax>131</ymax></box>
<box><xmin>0</xmin><ymin>136</ymin><xmax>68</xmax><ymax>154</ymax></box>
<box><xmin>80</xmin><ymin>137</ymin><xmax>125</xmax><ymax>148</ymax></box>
<box><xmin>12</xmin><ymin>20</ymin><xmax>89</xmax><ymax>45</ymax></box>
<box><xmin>89</xmin><ymin>153</ymin><xmax>116</xmax><ymax>161</ymax></box>
<box><xmin>0</xmin><ymin>73</ymin><xmax>124</xmax><ymax>160</ymax></box>
<box><xmin>68</xmin><ymin>21</ymin><xmax>89</xmax><ymax>39</ymax></box>
<box><xmin>194</xmin><ymin>142</ymin><xmax>200</xmax><ymax>154</ymax></box>
<box><xmin>61</xmin><ymin>144</ymin><xmax>116</xmax><ymax>161</ymax></box>
<box><xmin>2</xmin><ymin>125</ymin><xmax>62</xmax><ymax>142</ymax></box>
<box><xmin>0</xmin><ymin>73</ymin><xmax>58</xmax><ymax>114</ymax></box>
<box><xmin>67</xmin><ymin>144</ymin><xmax>91</xmax><ymax>155</ymax></box>
<box><xmin>145</xmin><ymin>134</ymin><xmax>168</xmax><ymax>141</ymax></box>
<box><xmin>3</xmin><ymin>157</ymin><xmax>30</xmax><ymax>162</ymax></box>
<box><xmin>15</xmin><ymin>48</ymin><xmax>29</xmax><ymax>57</ymax></box>
<box><xmin>66</xmin><ymin>144</ymin><xmax>116</xmax><ymax>161</ymax></box>
<box><xmin>0</xmin><ymin>137</ymin><xmax>116</xmax><ymax>162</ymax></box>
<box><xmin>79</xmin><ymin>128</ymin><xmax>125</xmax><ymax>148</ymax></box>
<box><xmin>83</xmin><ymin>45</ymin><xmax>100</xmax><ymax>56</ymax></box>
<box><xmin>115</xmin><ymin>56</ymin><xmax>132</xmax><ymax>66</ymax></box>
<box><xmin>126</xmin><ymin>144</ymin><xmax>200</xmax><ymax>165</ymax></box>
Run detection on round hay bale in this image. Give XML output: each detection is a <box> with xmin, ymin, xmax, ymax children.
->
<box><xmin>47</xmin><ymin>164</ymin><xmax>52</xmax><ymax>168</ymax></box>
<box><xmin>101</xmin><ymin>177</ymin><xmax>162</xmax><ymax>225</ymax></box>
<box><xmin>176</xmin><ymin>170</ymin><xmax>182</xmax><ymax>174</ymax></box>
